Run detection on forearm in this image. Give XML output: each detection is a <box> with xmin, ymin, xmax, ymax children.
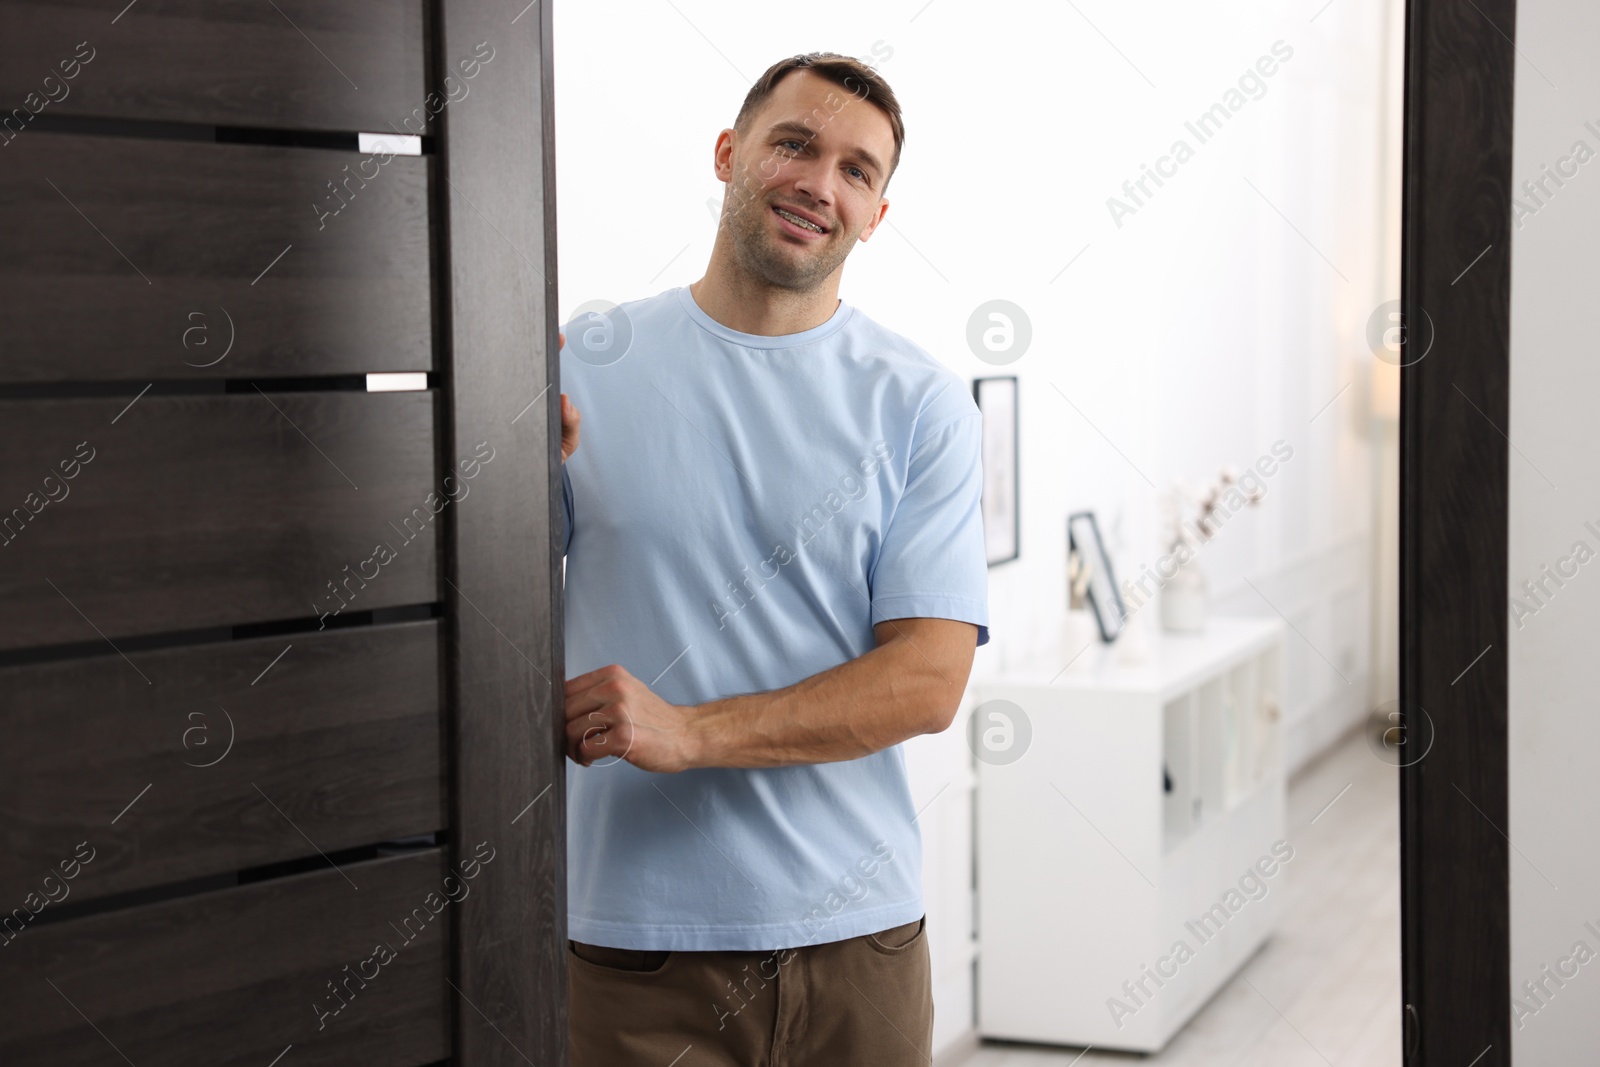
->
<box><xmin>688</xmin><ymin>623</ymin><xmax>973</xmax><ymax>769</ymax></box>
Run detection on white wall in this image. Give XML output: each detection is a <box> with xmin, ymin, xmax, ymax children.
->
<box><xmin>1508</xmin><ymin>0</ymin><xmax>1600</xmax><ymax>1059</ymax></box>
<box><xmin>553</xmin><ymin>1</ymin><xmax>1395</xmax><ymax>1056</ymax></box>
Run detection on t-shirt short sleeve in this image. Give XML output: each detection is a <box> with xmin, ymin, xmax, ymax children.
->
<box><xmin>868</xmin><ymin>410</ymin><xmax>991</xmax><ymax>645</ymax></box>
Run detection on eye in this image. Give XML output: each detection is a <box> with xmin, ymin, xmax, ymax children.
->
<box><xmin>774</xmin><ymin>138</ymin><xmax>870</xmax><ymax>185</ymax></box>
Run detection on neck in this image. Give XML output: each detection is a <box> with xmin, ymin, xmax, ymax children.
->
<box><xmin>688</xmin><ymin>253</ymin><xmax>841</xmax><ymax>336</ymax></box>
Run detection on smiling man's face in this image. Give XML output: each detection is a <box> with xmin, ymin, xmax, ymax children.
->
<box><xmin>714</xmin><ymin>68</ymin><xmax>896</xmax><ymax>292</ymax></box>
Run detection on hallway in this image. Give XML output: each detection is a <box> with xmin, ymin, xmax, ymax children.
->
<box><xmin>954</xmin><ymin>723</ymin><xmax>1401</xmax><ymax>1067</ymax></box>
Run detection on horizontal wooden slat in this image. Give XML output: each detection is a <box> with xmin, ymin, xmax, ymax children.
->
<box><xmin>0</xmin><ymin>133</ymin><xmax>433</xmax><ymax>382</ymax></box>
<box><xmin>0</xmin><ymin>391</ymin><xmax>441</xmax><ymax>650</ymax></box>
<box><xmin>0</xmin><ymin>0</ymin><xmax>428</xmax><ymax>132</ymax></box>
<box><xmin>0</xmin><ymin>621</ymin><xmax>444</xmax><ymax>904</ymax></box>
<box><xmin>0</xmin><ymin>850</ymin><xmax>451</xmax><ymax>1067</ymax></box>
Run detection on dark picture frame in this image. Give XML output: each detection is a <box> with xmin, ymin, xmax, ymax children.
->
<box><xmin>973</xmin><ymin>376</ymin><xmax>1019</xmax><ymax>566</ymax></box>
<box><xmin>1068</xmin><ymin>510</ymin><xmax>1126</xmax><ymax>642</ymax></box>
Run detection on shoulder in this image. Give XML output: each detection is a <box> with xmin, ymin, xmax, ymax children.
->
<box><xmin>558</xmin><ymin>288</ymin><xmax>683</xmax><ymax>381</ymax></box>
<box><xmin>559</xmin><ymin>288</ymin><xmax>677</xmax><ymax>336</ymax></box>
<box><xmin>843</xmin><ymin>305</ymin><xmax>980</xmax><ymax>445</ymax></box>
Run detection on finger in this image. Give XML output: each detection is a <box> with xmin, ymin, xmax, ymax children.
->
<box><xmin>569</xmin><ymin>717</ymin><xmax>625</xmax><ymax>767</ymax></box>
<box><xmin>580</xmin><ymin>717</ymin><xmax>634</xmax><ymax>766</ymax></box>
<box><xmin>577</xmin><ymin>725</ymin><xmax>611</xmax><ymax>765</ymax></box>
<box><xmin>561</xmin><ymin>395</ymin><xmax>581</xmax><ymax>459</ymax></box>
<box><xmin>564</xmin><ymin>676</ymin><xmax>600</xmax><ymax>708</ymax></box>
<box><xmin>558</xmin><ymin>330</ymin><xmax>566</xmax><ymax>348</ymax></box>
<box><xmin>564</xmin><ymin>686</ymin><xmax>606</xmax><ymax>723</ymax></box>
<box><xmin>567</xmin><ymin>712</ymin><xmax>607</xmax><ymax>757</ymax></box>
<box><xmin>566</xmin><ymin>683</ymin><xmax>637</xmax><ymax>729</ymax></box>
<box><xmin>566</xmin><ymin>663</ymin><xmax>622</xmax><ymax>696</ymax></box>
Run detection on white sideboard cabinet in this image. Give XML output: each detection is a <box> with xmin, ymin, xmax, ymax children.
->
<box><xmin>970</xmin><ymin>617</ymin><xmax>1287</xmax><ymax>1052</ymax></box>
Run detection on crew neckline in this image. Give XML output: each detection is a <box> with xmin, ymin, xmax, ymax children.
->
<box><xmin>675</xmin><ymin>285</ymin><xmax>853</xmax><ymax>349</ymax></box>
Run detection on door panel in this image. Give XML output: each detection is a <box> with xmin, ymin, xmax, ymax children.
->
<box><xmin>0</xmin><ymin>0</ymin><xmax>429</xmax><ymax>132</ymax></box>
<box><xmin>0</xmin><ymin>133</ymin><xmax>433</xmax><ymax>382</ymax></box>
<box><xmin>0</xmin><ymin>851</ymin><xmax>451</xmax><ymax>1067</ymax></box>
<box><xmin>0</xmin><ymin>391</ymin><xmax>440</xmax><ymax>649</ymax></box>
<box><xmin>0</xmin><ymin>621</ymin><xmax>444</xmax><ymax>903</ymax></box>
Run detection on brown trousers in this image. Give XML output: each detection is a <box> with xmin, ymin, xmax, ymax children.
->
<box><xmin>568</xmin><ymin>916</ymin><xmax>933</xmax><ymax>1066</ymax></box>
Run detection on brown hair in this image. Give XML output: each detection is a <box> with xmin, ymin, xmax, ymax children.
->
<box><xmin>733</xmin><ymin>52</ymin><xmax>905</xmax><ymax>187</ymax></box>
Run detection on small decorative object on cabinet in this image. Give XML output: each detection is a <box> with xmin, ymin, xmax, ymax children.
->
<box><xmin>1157</xmin><ymin>468</ymin><xmax>1267</xmax><ymax>633</ymax></box>
<box><xmin>1061</xmin><ymin>547</ymin><xmax>1099</xmax><ymax>671</ymax></box>
<box><xmin>1160</xmin><ymin>557</ymin><xmax>1208</xmax><ymax>633</ymax></box>
<box><xmin>971</xmin><ymin>617</ymin><xmax>1286</xmax><ymax>1053</ymax></box>
<box><xmin>1067</xmin><ymin>511</ymin><xmax>1125</xmax><ymax>642</ymax></box>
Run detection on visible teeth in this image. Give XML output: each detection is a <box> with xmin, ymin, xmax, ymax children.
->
<box><xmin>777</xmin><ymin>208</ymin><xmax>823</xmax><ymax>233</ymax></box>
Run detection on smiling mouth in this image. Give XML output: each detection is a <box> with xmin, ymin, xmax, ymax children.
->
<box><xmin>773</xmin><ymin>205</ymin><xmax>827</xmax><ymax>235</ymax></box>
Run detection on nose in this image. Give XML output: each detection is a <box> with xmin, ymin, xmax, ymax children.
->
<box><xmin>786</xmin><ymin>158</ymin><xmax>835</xmax><ymax>216</ymax></box>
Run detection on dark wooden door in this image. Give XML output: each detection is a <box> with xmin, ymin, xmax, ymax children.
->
<box><xmin>1398</xmin><ymin>0</ymin><xmax>1515</xmax><ymax>1062</ymax></box>
<box><xmin>0</xmin><ymin>2</ymin><xmax>565</xmax><ymax>1064</ymax></box>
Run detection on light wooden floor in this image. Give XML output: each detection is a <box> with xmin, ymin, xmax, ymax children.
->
<box><xmin>951</xmin><ymin>723</ymin><xmax>1401</xmax><ymax>1067</ymax></box>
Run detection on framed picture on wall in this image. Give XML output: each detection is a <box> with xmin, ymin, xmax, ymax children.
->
<box><xmin>973</xmin><ymin>376</ymin><xmax>1019</xmax><ymax>566</ymax></box>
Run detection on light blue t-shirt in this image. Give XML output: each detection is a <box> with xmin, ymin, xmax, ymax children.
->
<box><xmin>558</xmin><ymin>285</ymin><xmax>990</xmax><ymax>951</ymax></box>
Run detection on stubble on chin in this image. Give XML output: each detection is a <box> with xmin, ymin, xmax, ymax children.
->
<box><xmin>728</xmin><ymin>194</ymin><xmax>851</xmax><ymax>290</ymax></box>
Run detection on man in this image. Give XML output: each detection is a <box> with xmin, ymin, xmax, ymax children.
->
<box><xmin>556</xmin><ymin>51</ymin><xmax>990</xmax><ymax>1065</ymax></box>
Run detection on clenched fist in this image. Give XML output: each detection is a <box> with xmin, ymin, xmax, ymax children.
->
<box><xmin>565</xmin><ymin>663</ymin><xmax>700</xmax><ymax>773</ymax></box>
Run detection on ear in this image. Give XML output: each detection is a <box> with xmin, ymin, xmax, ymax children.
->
<box><xmin>713</xmin><ymin>128</ymin><xmax>736</xmax><ymax>183</ymax></box>
<box><xmin>858</xmin><ymin>197</ymin><xmax>890</xmax><ymax>243</ymax></box>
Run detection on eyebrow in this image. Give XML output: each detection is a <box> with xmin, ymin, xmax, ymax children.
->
<box><xmin>766</xmin><ymin>119</ymin><xmax>885</xmax><ymax>182</ymax></box>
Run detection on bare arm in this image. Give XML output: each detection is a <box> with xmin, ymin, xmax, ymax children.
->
<box><xmin>564</xmin><ymin>616</ymin><xmax>978</xmax><ymax>772</ymax></box>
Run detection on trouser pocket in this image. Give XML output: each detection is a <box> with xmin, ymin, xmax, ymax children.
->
<box><xmin>569</xmin><ymin>939</ymin><xmax>672</xmax><ymax>974</ymax></box>
<box><xmin>865</xmin><ymin>915</ymin><xmax>926</xmax><ymax>953</ymax></box>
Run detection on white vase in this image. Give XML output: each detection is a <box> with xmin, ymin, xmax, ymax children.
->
<box><xmin>1160</xmin><ymin>559</ymin><xmax>1208</xmax><ymax>633</ymax></box>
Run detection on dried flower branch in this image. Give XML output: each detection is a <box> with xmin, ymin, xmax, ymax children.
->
<box><xmin>1161</xmin><ymin>465</ymin><xmax>1267</xmax><ymax>555</ymax></box>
